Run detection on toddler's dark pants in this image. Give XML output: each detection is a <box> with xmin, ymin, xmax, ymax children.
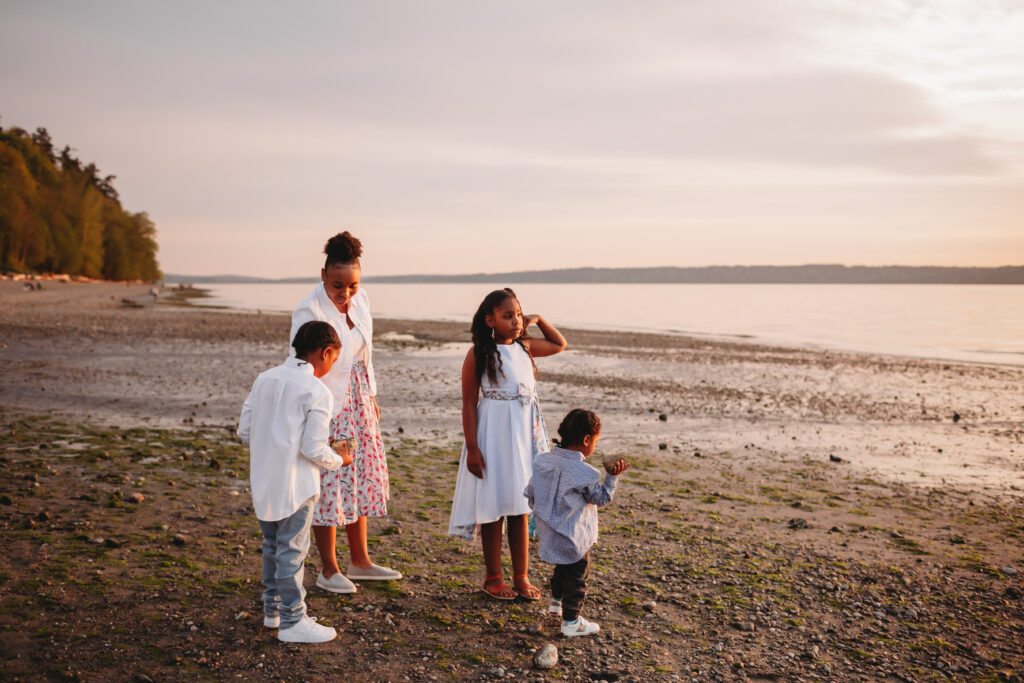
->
<box><xmin>550</xmin><ymin>552</ymin><xmax>590</xmax><ymax>621</ymax></box>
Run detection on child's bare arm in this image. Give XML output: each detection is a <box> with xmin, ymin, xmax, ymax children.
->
<box><xmin>521</xmin><ymin>314</ymin><xmax>566</xmax><ymax>357</ymax></box>
<box><xmin>461</xmin><ymin>349</ymin><xmax>486</xmax><ymax>479</ymax></box>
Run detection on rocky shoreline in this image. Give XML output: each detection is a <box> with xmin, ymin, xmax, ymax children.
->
<box><xmin>1</xmin><ymin>279</ymin><xmax>1022</xmax><ymax>681</ymax></box>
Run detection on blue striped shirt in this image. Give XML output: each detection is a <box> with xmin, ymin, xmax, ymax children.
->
<box><xmin>524</xmin><ymin>446</ymin><xmax>619</xmax><ymax>564</ymax></box>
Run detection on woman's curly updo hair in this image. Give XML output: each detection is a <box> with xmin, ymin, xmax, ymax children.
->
<box><xmin>324</xmin><ymin>231</ymin><xmax>363</xmax><ymax>268</ymax></box>
<box><xmin>553</xmin><ymin>408</ymin><xmax>601</xmax><ymax>448</ymax></box>
<box><xmin>470</xmin><ymin>288</ymin><xmax>535</xmax><ymax>385</ymax></box>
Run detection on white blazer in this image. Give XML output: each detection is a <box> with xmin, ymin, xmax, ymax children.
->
<box><xmin>290</xmin><ymin>284</ymin><xmax>377</xmax><ymax>413</ymax></box>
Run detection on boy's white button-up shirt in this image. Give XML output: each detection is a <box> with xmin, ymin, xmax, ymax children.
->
<box><xmin>238</xmin><ymin>357</ymin><xmax>344</xmax><ymax>522</ymax></box>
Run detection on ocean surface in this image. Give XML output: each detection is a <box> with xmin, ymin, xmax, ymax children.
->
<box><xmin>181</xmin><ymin>282</ymin><xmax>1024</xmax><ymax>366</ymax></box>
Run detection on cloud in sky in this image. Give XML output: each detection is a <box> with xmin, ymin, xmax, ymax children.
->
<box><xmin>1</xmin><ymin>0</ymin><xmax>1022</xmax><ymax>276</ymax></box>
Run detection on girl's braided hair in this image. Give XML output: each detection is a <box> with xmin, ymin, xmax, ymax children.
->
<box><xmin>470</xmin><ymin>288</ymin><xmax>536</xmax><ymax>385</ymax></box>
<box><xmin>553</xmin><ymin>408</ymin><xmax>601</xmax><ymax>448</ymax></box>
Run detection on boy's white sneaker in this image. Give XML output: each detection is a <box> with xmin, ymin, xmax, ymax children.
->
<box><xmin>317</xmin><ymin>571</ymin><xmax>357</xmax><ymax>594</ymax></box>
<box><xmin>278</xmin><ymin>616</ymin><xmax>337</xmax><ymax>643</ymax></box>
<box><xmin>561</xmin><ymin>617</ymin><xmax>600</xmax><ymax>637</ymax></box>
<box><xmin>264</xmin><ymin>614</ymin><xmax>280</xmax><ymax>628</ymax></box>
<box><xmin>547</xmin><ymin>600</ymin><xmax>563</xmax><ymax>618</ymax></box>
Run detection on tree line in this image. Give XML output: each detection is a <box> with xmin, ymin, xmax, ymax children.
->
<box><xmin>0</xmin><ymin>122</ymin><xmax>161</xmax><ymax>281</ymax></box>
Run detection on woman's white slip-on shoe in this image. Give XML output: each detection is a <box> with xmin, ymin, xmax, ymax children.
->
<box><xmin>316</xmin><ymin>571</ymin><xmax>357</xmax><ymax>594</ymax></box>
<box><xmin>346</xmin><ymin>563</ymin><xmax>402</xmax><ymax>581</ymax></box>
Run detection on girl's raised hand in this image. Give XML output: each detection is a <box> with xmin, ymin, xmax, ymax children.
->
<box><xmin>519</xmin><ymin>314</ymin><xmax>567</xmax><ymax>358</ymax></box>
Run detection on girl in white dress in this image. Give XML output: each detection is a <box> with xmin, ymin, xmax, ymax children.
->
<box><xmin>448</xmin><ymin>288</ymin><xmax>567</xmax><ymax>601</ymax></box>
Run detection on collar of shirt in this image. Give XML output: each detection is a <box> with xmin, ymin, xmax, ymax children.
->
<box><xmin>284</xmin><ymin>356</ymin><xmax>315</xmax><ymax>374</ymax></box>
<box><xmin>551</xmin><ymin>446</ymin><xmax>585</xmax><ymax>461</ymax></box>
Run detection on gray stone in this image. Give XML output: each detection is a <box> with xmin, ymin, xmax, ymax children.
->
<box><xmin>533</xmin><ymin>643</ymin><xmax>558</xmax><ymax>669</ymax></box>
<box><xmin>1000</xmin><ymin>566</ymin><xmax>1018</xmax><ymax>576</ymax></box>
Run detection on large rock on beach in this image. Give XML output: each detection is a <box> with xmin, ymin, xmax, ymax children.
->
<box><xmin>533</xmin><ymin>643</ymin><xmax>558</xmax><ymax>669</ymax></box>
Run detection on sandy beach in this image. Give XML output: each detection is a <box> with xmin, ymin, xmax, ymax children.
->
<box><xmin>1</xmin><ymin>279</ymin><xmax>1022</xmax><ymax>681</ymax></box>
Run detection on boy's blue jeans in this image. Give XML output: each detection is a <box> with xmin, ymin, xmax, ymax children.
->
<box><xmin>258</xmin><ymin>496</ymin><xmax>315</xmax><ymax>629</ymax></box>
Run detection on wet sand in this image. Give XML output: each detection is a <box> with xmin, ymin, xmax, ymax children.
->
<box><xmin>2</xmin><ymin>279</ymin><xmax>1021</xmax><ymax>494</ymax></box>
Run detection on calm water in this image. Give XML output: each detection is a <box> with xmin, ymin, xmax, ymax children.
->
<box><xmin>183</xmin><ymin>282</ymin><xmax>1024</xmax><ymax>366</ymax></box>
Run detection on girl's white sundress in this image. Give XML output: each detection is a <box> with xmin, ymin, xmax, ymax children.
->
<box><xmin>448</xmin><ymin>342</ymin><xmax>549</xmax><ymax>540</ymax></box>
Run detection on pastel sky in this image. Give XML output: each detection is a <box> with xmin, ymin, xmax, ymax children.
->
<box><xmin>2</xmin><ymin>1</ymin><xmax>1022</xmax><ymax>277</ymax></box>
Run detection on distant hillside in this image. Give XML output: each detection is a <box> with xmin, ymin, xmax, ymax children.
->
<box><xmin>366</xmin><ymin>265</ymin><xmax>1024</xmax><ymax>284</ymax></box>
<box><xmin>162</xmin><ymin>274</ymin><xmax>283</xmax><ymax>284</ymax></box>
<box><xmin>164</xmin><ymin>265</ymin><xmax>1024</xmax><ymax>285</ymax></box>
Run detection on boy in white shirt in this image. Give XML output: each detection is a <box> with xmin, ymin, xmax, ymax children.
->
<box><xmin>238</xmin><ymin>321</ymin><xmax>352</xmax><ymax>643</ymax></box>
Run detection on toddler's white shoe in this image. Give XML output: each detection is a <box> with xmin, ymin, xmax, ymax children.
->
<box><xmin>346</xmin><ymin>563</ymin><xmax>402</xmax><ymax>581</ymax></box>
<box><xmin>547</xmin><ymin>600</ymin><xmax>563</xmax><ymax>618</ymax></box>
<box><xmin>264</xmin><ymin>614</ymin><xmax>280</xmax><ymax>628</ymax></box>
<box><xmin>561</xmin><ymin>616</ymin><xmax>600</xmax><ymax>637</ymax></box>
<box><xmin>317</xmin><ymin>571</ymin><xmax>357</xmax><ymax>594</ymax></box>
<box><xmin>278</xmin><ymin>616</ymin><xmax>337</xmax><ymax>643</ymax></box>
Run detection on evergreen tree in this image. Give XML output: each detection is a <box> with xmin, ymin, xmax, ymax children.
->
<box><xmin>0</xmin><ymin>122</ymin><xmax>162</xmax><ymax>280</ymax></box>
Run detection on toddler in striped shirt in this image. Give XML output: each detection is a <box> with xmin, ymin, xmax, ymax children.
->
<box><xmin>524</xmin><ymin>409</ymin><xmax>630</xmax><ymax>637</ymax></box>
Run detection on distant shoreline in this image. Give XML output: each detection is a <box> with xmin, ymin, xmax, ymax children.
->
<box><xmin>163</xmin><ymin>264</ymin><xmax>1024</xmax><ymax>285</ymax></box>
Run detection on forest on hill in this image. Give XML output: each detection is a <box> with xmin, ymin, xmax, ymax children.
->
<box><xmin>0</xmin><ymin>122</ymin><xmax>161</xmax><ymax>281</ymax></box>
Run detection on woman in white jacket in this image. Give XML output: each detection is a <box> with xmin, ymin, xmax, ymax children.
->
<box><xmin>290</xmin><ymin>231</ymin><xmax>400</xmax><ymax>594</ymax></box>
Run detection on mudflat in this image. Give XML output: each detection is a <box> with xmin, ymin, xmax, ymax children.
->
<box><xmin>1</xmin><ymin>279</ymin><xmax>1022</xmax><ymax>681</ymax></box>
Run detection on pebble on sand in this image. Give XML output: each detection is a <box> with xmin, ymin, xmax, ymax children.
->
<box><xmin>126</xmin><ymin>492</ymin><xmax>145</xmax><ymax>504</ymax></box>
<box><xmin>172</xmin><ymin>533</ymin><xmax>189</xmax><ymax>546</ymax></box>
<box><xmin>533</xmin><ymin>643</ymin><xmax>558</xmax><ymax>669</ymax></box>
